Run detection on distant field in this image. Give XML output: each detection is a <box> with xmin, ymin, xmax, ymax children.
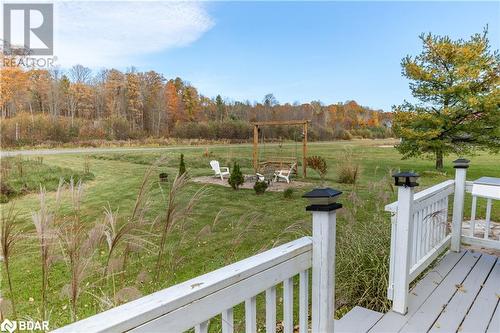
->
<box><xmin>1</xmin><ymin>139</ymin><xmax>499</xmax><ymax>330</ymax></box>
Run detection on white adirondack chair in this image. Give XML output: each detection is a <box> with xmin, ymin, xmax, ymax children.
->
<box><xmin>274</xmin><ymin>163</ymin><xmax>296</xmax><ymax>183</ymax></box>
<box><xmin>210</xmin><ymin>160</ymin><xmax>230</xmax><ymax>180</ymax></box>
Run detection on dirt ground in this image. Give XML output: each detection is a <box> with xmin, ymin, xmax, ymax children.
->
<box><xmin>191</xmin><ymin>175</ymin><xmax>312</xmax><ymax>192</ymax></box>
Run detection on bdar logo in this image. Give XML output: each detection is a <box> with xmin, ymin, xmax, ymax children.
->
<box><xmin>0</xmin><ymin>319</ymin><xmax>17</xmax><ymax>333</ymax></box>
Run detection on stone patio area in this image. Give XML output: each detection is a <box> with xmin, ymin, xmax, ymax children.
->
<box><xmin>191</xmin><ymin>175</ymin><xmax>312</xmax><ymax>192</ymax></box>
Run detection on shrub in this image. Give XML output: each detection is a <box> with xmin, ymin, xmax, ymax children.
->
<box><xmin>338</xmin><ymin>164</ymin><xmax>359</xmax><ymax>184</ymax></box>
<box><xmin>253</xmin><ymin>180</ymin><xmax>268</xmax><ymax>195</ymax></box>
<box><xmin>283</xmin><ymin>188</ymin><xmax>294</xmax><ymax>199</ymax></box>
<box><xmin>332</xmin><ymin>128</ymin><xmax>353</xmax><ymax>140</ymax></box>
<box><xmin>228</xmin><ymin>162</ymin><xmax>244</xmax><ymax>190</ymax></box>
<box><xmin>0</xmin><ymin>181</ymin><xmax>16</xmax><ymax>197</ymax></box>
<box><xmin>307</xmin><ymin>156</ymin><xmax>328</xmax><ymax>180</ymax></box>
<box><xmin>179</xmin><ymin>153</ymin><xmax>186</xmax><ymax>175</ymax></box>
<box><xmin>336</xmin><ymin>194</ymin><xmax>391</xmax><ymax>313</ymax></box>
<box><xmin>337</xmin><ymin>150</ymin><xmax>360</xmax><ymax>184</ymax></box>
<box><xmin>106</xmin><ymin>116</ymin><xmax>130</xmax><ymax>140</ymax></box>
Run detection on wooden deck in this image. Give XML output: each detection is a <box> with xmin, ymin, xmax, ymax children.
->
<box><xmin>361</xmin><ymin>249</ymin><xmax>500</xmax><ymax>333</ymax></box>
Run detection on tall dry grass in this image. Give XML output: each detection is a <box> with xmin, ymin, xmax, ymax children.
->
<box><xmin>31</xmin><ymin>184</ymin><xmax>61</xmax><ymax>321</ymax></box>
<box><xmin>120</xmin><ymin>158</ymin><xmax>165</xmax><ymax>278</ymax></box>
<box><xmin>0</xmin><ymin>204</ymin><xmax>21</xmax><ymax>318</ymax></box>
<box><xmin>337</xmin><ymin>149</ymin><xmax>360</xmax><ymax>184</ymax></box>
<box><xmin>59</xmin><ymin>221</ymin><xmax>103</xmax><ymax>321</ymax></box>
<box><xmin>336</xmin><ymin>182</ymin><xmax>392</xmax><ymax>314</ymax></box>
<box><xmin>155</xmin><ymin>173</ymin><xmax>205</xmax><ymax>278</ymax></box>
<box><xmin>58</xmin><ymin>179</ymin><xmax>104</xmax><ymax>321</ymax></box>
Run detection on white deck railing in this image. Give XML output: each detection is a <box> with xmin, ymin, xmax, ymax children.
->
<box><xmin>386</xmin><ymin>179</ymin><xmax>454</xmax><ymax>301</ymax></box>
<box><xmin>54</xmin><ymin>237</ymin><xmax>313</xmax><ymax>333</ymax></box>
<box><xmin>53</xmin><ymin>190</ymin><xmax>342</xmax><ymax>333</ymax></box>
<box><xmin>386</xmin><ymin>160</ymin><xmax>499</xmax><ymax>315</ymax></box>
<box><xmin>461</xmin><ymin>181</ymin><xmax>500</xmax><ymax>250</ymax></box>
<box><xmin>50</xmin><ymin>159</ymin><xmax>497</xmax><ymax>331</ymax></box>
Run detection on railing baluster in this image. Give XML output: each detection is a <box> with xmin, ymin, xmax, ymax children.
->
<box><xmin>245</xmin><ymin>296</ymin><xmax>257</xmax><ymax>333</ymax></box>
<box><xmin>299</xmin><ymin>270</ymin><xmax>309</xmax><ymax>333</ymax></box>
<box><xmin>412</xmin><ymin>211</ymin><xmax>418</xmax><ymax>266</ymax></box>
<box><xmin>222</xmin><ymin>308</ymin><xmax>234</xmax><ymax>333</ymax></box>
<box><xmin>470</xmin><ymin>195</ymin><xmax>477</xmax><ymax>236</ymax></box>
<box><xmin>283</xmin><ymin>277</ymin><xmax>294</xmax><ymax>333</ymax></box>
<box><xmin>387</xmin><ymin>212</ymin><xmax>397</xmax><ymax>300</ymax></box>
<box><xmin>195</xmin><ymin>320</ymin><xmax>209</xmax><ymax>333</ymax></box>
<box><xmin>432</xmin><ymin>201</ymin><xmax>438</xmax><ymax>247</ymax></box>
<box><xmin>416</xmin><ymin>209</ymin><xmax>422</xmax><ymax>261</ymax></box>
<box><xmin>265</xmin><ymin>286</ymin><xmax>277</xmax><ymax>333</ymax></box>
<box><xmin>423</xmin><ymin>208</ymin><xmax>428</xmax><ymax>253</ymax></box>
<box><xmin>436</xmin><ymin>199</ymin><xmax>442</xmax><ymax>245</ymax></box>
<box><xmin>426</xmin><ymin>205</ymin><xmax>431</xmax><ymax>252</ymax></box>
<box><xmin>444</xmin><ymin>195</ymin><xmax>449</xmax><ymax>238</ymax></box>
<box><xmin>440</xmin><ymin>197</ymin><xmax>446</xmax><ymax>238</ymax></box>
<box><xmin>484</xmin><ymin>198</ymin><xmax>492</xmax><ymax>239</ymax></box>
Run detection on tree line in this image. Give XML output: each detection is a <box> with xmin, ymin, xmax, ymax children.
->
<box><xmin>1</xmin><ymin>62</ymin><xmax>392</xmax><ymax>146</ymax></box>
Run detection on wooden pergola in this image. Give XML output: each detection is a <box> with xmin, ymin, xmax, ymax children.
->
<box><xmin>251</xmin><ymin>120</ymin><xmax>310</xmax><ymax>177</ymax></box>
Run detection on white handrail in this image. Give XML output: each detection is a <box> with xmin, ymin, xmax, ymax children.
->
<box><xmin>386</xmin><ymin>179</ymin><xmax>455</xmax><ymax>304</ymax></box>
<box><xmin>385</xmin><ymin>180</ymin><xmax>455</xmax><ymax>213</ymax></box>
<box><xmin>53</xmin><ymin>237</ymin><xmax>313</xmax><ymax>333</ymax></box>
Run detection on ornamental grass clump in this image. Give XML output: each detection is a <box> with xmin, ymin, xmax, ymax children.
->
<box><xmin>31</xmin><ymin>183</ymin><xmax>62</xmax><ymax>321</ymax></box>
<box><xmin>335</xmin><ymin>188</ymin><xmax>391</xmax><ymax>315</ymax></box>
<box><xmin>0</xmin><ymin>204</ymin><xmax>21</xmax><ymax>318</ymax></box>
<box><xmin>337</xmin><ymin>149</ymin><xmax>360</xmax><ymax>184</ymax></box>
<box><xmin>155</xmin><ymin>172</ymin><xmax>206</xmax><ymax>279</ymax></box>
<box><xmin>58</xmin><ymin>178</ymin><xmax>105</xmax><ymax>321</ymax></box>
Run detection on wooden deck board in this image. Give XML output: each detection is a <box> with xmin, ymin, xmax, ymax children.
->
<box><xmin>369</xmin><ymin>250</ymin><xmax>466</xmax><ymax>333</ymax></box>
<box><xmin>399</xmin><ymin>251</ymin><xmax>481</xmax><ymax>332</ymax></box>
<box><xmin>371</xmin><ymin>250</ymin><xmax>500</xmax><ymax>333</ymax></box>
<box><xmin>429</xmin><ymin>253</ymin><xmax>497</xmax><ymax>333</ymax></box>
<box><xmin>486</xmin><ymin>303</ymin><xmax>499</xmax><ymax>333</ymax></box>
<box><xmin>336</xmin><ymin>306</ymin><xmax>383</xmax><ymax>333</ymax></box>
<box><xmin>460</xmin><ymin>257</ymin><xmax>500</xmax><ymax>333</ymax></box>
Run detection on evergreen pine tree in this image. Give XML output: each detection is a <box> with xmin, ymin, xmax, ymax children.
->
<box><xmin>179</xmin><ymin>153</ymin><xmax>186</xmax><ymax>175</ymax></box>
<box><xmin>228</xmin><ymin>162</ymin><xmax>244</xmax><ymax>190</ymax></box>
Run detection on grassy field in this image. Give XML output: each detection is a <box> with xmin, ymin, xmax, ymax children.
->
<box><xmin>0</xmin><ymin>157</ymin><xmax>94</xmax><ymax>203</ymax></box>
<box><xmin>1</xmin><ymin>139</ymin><xmax>499</xmax><ymax>330</ymax></box>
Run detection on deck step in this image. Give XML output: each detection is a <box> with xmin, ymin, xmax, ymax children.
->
<box><xmin>336</xmin><ymin>306</ymin><xmax>383</xmax><ymax>333</ymax></box>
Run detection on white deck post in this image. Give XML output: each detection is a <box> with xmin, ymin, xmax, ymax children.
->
<box><xmin>391</xmin><ymin>172</ymin><xmax>419</xmax><ymax>315</ymax></box>
<box><xmin>451</xmin><ymin>159</ymin><xmax>470</xmax><ymax>252</ymax></box>
<box><xmin>304</xmin><ymin>188</ymin><xmax>343</xmax><ymax>333</ymax></box>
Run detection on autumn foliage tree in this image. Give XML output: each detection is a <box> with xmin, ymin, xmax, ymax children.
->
<box><xmin>1</xmin><ymin>59</ymin><xmax>392</xmax><ymax>146</ymax></box>
<box><xmin>393</xmin><ymin>29</ymin><xmax>500</xmax><ymax>169</ymax></box>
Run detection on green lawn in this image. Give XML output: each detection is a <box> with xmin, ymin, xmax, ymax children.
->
<box><xmin>0</xmin><ymin>157</ymin><xmax>94</xmax><ymax>203</ymax></box>
<box><xmin>1</xmin><ymin>139</ymin><xmax>499</xmax><ymax>330</ymax></box>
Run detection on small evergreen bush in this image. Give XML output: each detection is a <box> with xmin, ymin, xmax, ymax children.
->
<box><xmin>283</xmin><ymin>188</ymin><xmax>294</xmax><ymax>199</ymax></box>
<box><xmin>179</xmin><ymin>153</ymin><xmax>186</xmax><ymax>175</ymax></box>
<box><xmin>253</xmin><ymin>180</ymin><xmax>268</xmax><ymax>195</ymax></box>
<box><xmin>228</xmin><ymin>162</ymin><xmax>244</xmax><ymax>190</ymax></box>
